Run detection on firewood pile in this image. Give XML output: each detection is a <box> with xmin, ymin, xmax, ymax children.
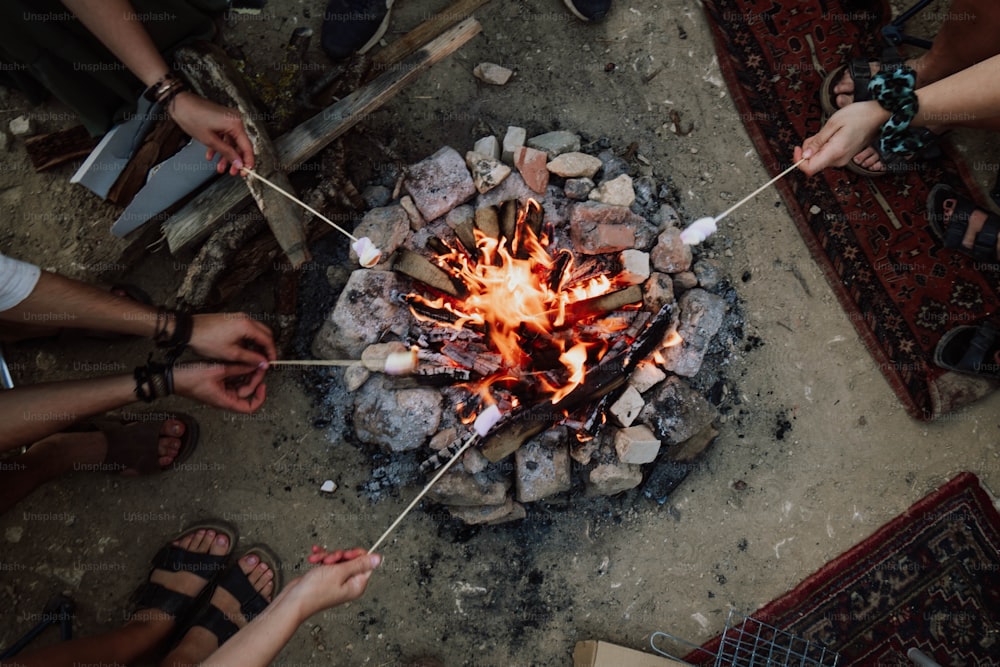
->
<box><xmin>32</xmin><ymin>1</ymin><xmax>488</xmax><ymax>351</ymax></box>
<box><xmin>310</xmin><ymin>129</ymin><xmax>735</xmax><ymax>525</ymax></box>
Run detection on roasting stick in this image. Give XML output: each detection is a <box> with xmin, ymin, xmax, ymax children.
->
<box><xmin>681</xmin><ymin>158</ymin><xmax>806</xmax><ymax>245</ymax></box>
<box><xmin>268</xmin><ymin>359</ymin><xmax>358</xmax><ymax>367</ymax></box>
<box><xmin>239</xmin><ymin>167</ymin><xmax>382</xmax><ymax>267</ymax></box>
<box><xmin>368</xmin><ymin>404</ymin><xmax>503</xmax><ymax>553</ymax></box>
<box><xmin>268</xmin><ymin>349</ymin><xmax>419</xmax><ymax>375</ymax></box>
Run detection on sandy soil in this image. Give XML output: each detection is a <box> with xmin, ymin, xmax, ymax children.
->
<box><xmin>2</xmin><ymin>1</ymin><xmax>999</xmax><ymax>666</ymax></box>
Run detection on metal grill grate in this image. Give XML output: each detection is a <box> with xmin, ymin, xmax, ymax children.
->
<box><xmin>651</xmin><ymin>609</ymin><xmax>840</xmax><ymax>667</ymax></box>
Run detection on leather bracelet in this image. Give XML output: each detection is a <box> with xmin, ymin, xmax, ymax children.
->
<box><xmin>144</xmin><ymin>71</ymin><xmax>184</xmax><ymax>103</ymax></box>
<box><xmin>156</xmin><ymin>80</ymin><xmax>188</xmax><ymax>107</ymax></box>
<box><xmin>868</xmin><ymin>66</ymin><xmax>932</xmax><ymax>156</ymax></box>
<box><xmin>154</xmin><ymin>307</ymin><xmax>193</xmax><ymax>353</ymax></box>
<box><xmin>134</xmin><ymin>357</ymin><xmax>173</xmax><ymax>403</ymax></box>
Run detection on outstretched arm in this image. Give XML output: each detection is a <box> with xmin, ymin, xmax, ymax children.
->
<box><xmin>0</xmin><ymin>362</ymin><xmax>267</xmax><ymax>454</ymax></box>
<box><xmin>60</xmin><ymin>0</ymin><xmax>255</xmax><ymax>175</ymax></box>
<box><xmin>796</xmin><ymin>54</ymin><xmax>1000</xmax><ymax>175</ymax></box>
<box><xmin>202</xmin><ymin>549</ymin><xmax>381</xmax><ymax>667</ymax></box>
<box><xmin>0</xmin><ymin>270</ymin><xmax>275</xmax><ymax>364</ymax></box>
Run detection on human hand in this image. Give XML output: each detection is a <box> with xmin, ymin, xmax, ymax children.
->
<box><xmin>172</xmin><ymin>361</ymin><xmax>267</xmax><ymax>413</ymax></box>
<box><xmin>168</xmin><ymin>91</ymin><xmax>255</xmax><ymax>176</ymax></box>
<box><xmin>794</xmin><ymin>100</ymin><xmax>890</xmax><ymax>175</ymax></box>
<box><xmin>288</xmin><ymin>546</ymin><xmax>381</xmax><ymax>619</ymax></box>
<box><xmin>190</xmin><ymin>313</ymin><xmax>276</xmax><ymax>365</ymax></box>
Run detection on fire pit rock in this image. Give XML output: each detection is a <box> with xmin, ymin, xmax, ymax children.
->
<box><xmin>311</xmin><ymin>127</ymin><xmax>741</xmax><ymax>524</ymax></box>
<box><xmin>353</xmin><ymin>376</ymin><xmax>443</xmax><ymax>452</ymax></box>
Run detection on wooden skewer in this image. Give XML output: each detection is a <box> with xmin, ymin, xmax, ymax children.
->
<box><xmin>367</xmin><ymin>405</ymin><xmax>502</xmax><ymax>553</ymax></box>
<box><xmin>368</xmin><ymin>432</ymin><xmax>478</xmax><ymax>553</ymax></box>
<box><xmin>240</xmin><ymin>167</ymin><xmax>358</xmax><ymax>241</ymax></box>
<box><xmin>268</xmin><ymin>359</ymin><xmax>359</xmax><ymax>367</ymax></box>
<box><xmin>714</xmin><ymin>158</ymin><xmax>806</xmax><ymax>224</ymax></box>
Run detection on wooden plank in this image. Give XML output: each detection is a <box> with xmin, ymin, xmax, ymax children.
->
<box><xmin>163</xmin><ymin>17</ymin><xmax>483</xmax><ymax>254</ymax></box>
<box><xmin>175</xmin><ymin>42</ymin><xmax>310</xmax><ymax>268</ymax></box>
<box><xmin>370</xmin><ymin>0</ymin><xmax>490</xmax><ymax>71</ymax></box>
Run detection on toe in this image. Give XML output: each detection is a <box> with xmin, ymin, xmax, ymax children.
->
<box><xmin>162</xmin><ymin>419</ymin><xmax>186</xmax><ymax>438</ymax></box>
<box><xmin>260</xmin><ymin>579</ymin><xmax>274</xmax><ymax>602</ymax></box>
<box><xmin>192</xmin><ymin>529</ymin><xmax>215</xmax><ymax>553</ymax></box>
<box><xmin>175</xmin><ymin>531</ymin><xmax>195</xmax><ymax>550</ymax></box>
<box><xmin>159</xmin><ymin>437</ymin><xmax>182</xmax><ymax>457</ymax></box>
<box><xmin>209</xmin><ymin>531</ymin><xmax>230</xmax><ymax>557</ymax></box>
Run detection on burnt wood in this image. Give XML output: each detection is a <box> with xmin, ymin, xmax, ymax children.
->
<box><xmin>175</xmin><ymin>42</ymin><xmax>310</xmax><ymax>269</ymax></box>
<box><xmin>163</xmin><ymin>18</ymin><xmax>483</xmax><ymax>254</ymax></box>
<box><xmin>479</xmin><ymin>303</ymin><xmax>675</xmax><ymax>462</ymax></box>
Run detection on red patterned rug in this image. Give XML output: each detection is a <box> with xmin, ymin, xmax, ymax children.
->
<box><xmin>684</xmin><ymin>472</ymin><xmax>1000</xmax><ymax>665</ymax></box>
<box><xmin>702</xmin><ymin>0</ymin><xmax>1000</xmax><ymax>419</ymax></box>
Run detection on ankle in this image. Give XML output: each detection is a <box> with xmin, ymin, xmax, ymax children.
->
<box><xmin>162</xmin><ymin>626</ymin><xmax>219</xmax><ymax>667</ymax></box>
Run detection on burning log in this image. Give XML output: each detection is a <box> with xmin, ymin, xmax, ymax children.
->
<box><xmin>440</xmin><ymin>342</ymin><xmax>503</xmax><ymax>376</ymax></box>
<box><xmin>393</xmin><ymin>249</ymin><xmax>462</xmax><ymax>297</ymax></box>
<box><xmin>479</xmin><ymin>303</ymin><xmax>674</xmax><ymax>461</ymax></box>
<box><xmin>474</xmin><ymin>207</ymin><xmax>500</xmax><ymax>239</ymax></box>
<box><xmin>403</xmin><ymin>295</ymin><xmax>462</xmax><ymax>325</ymax></box>
<box><xmin>500</xmin><ymin>200</ymin><xmax>518</xmax><ymax>244</ymax></box>
<box><xmin>451</xmin><ymin>220</ymin><xmax>478</xmax><ymax>255</ymax></box>
<box><xmin>563</xmin><ymin>285</ymin><xmax>643</xmax><ymax>323</ymax></box>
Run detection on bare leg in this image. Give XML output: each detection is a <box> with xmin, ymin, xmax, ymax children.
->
<box><xmin>5</xmin><ymin>528</ymin><xmax>231</xmax><ymax>667</ymax></box>
<box><xmin>0</xmin><ymin>419</ymin><xmax>186</xmax><ymax>516</ymax></box>
<box><xmin>913</xmin><ymin>0</ymin><xmax>1000</xmax><ymax>84</ymax></box>
<box><xmin>160</xmin><ymin>554</ymin><xmax>275</xmax><ymax>667</ymax></box>
<box><xmin>833</xmin><ymin>0</ymin><xmax>1000</xmax><ymax>115</ymax></box>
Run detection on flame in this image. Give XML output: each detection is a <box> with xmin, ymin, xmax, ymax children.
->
<box><xmin>407</xmin><ymin>200</ymin><xmax>620</xmax><ymax>406</ymax></box>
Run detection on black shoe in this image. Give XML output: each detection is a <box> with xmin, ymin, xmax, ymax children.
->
<box><xmin>564</xmin><ymin>0</ymin><xmax>612</xmax><ymax>21</ymax></box>
<box><xmin>321</xmin><ymin>0</ymin><xmax>394</xmax><ymax>61</ymax></box>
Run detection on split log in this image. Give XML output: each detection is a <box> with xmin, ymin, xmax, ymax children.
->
<box><xmin>175</xmin><ymin>42</ymin><xmax>310</xmax><ymax>268</ymax></box>
<box><xmin>106</xmin><ymin>118</ymin><xmax>188</xmax><ymax>206</ymax></box>
<box><xmin>175</xmin><ymin>210</ymin><xmax>266</xmax><ymax>308</ymax></box>
<box><xmin>474</xmin><ymin>206</ymin><xmax>499</xmax><ymax>239</ymax></box>
<box><xmin>24</xmin><ymin>126</ymin><xmax>99</xmax><ymax>172</ymax></box>
<box><xmin>163</xmin><ymin>18</ymin><xmax>483</xmax><ymax>254</ymax></box>
<box><xmin>500</xmin><ymin>200</ymin><xmax>517</xmax><ymax>244</ymax></box>
<box><xmin>563</xmin><ymin>285</ymin><xmax>643</xmax><ymax>323</ymax></box>
<box><xmin>394</xmin><ymin>249</ymin><xmax>461</xmax><ymax>297</ymax></box>
<box><xmin>452</xmin><ymin>220</ymin><xmax>478</xmax><ymax>254</ymax></box>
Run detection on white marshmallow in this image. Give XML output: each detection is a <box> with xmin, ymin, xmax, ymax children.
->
<box><xmin>351</xmin><ymin>236</ymin><xmax>382</xmax><ymax>268</ymax></box>
<box><xmin>383</xmin><ymin>349</ymin><xmax>418</xmax><ymax>375</ymax></box>
<box><xmin>473</xmin><ymin>404</ymin><xmax>502</xmax><ymax>437</ymax></box>
<box><xmin>679</xmin><ymin>217</ymin><xmax>717</xmax><ymax>245</ymax></box>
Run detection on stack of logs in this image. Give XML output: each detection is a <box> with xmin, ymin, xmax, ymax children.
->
<box><xmin>312</xmin><ymin>130</ymin><xmax>731</xmax><ymax>525</ymax></box>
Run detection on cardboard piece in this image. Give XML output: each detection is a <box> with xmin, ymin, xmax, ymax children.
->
<box><xmin>573</xmin><ymin>640</ymin><xmax>688</xmax><ymax>667</ymax></box>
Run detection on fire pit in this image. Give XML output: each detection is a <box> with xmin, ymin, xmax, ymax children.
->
<box><xmin>311</xmin><ymin>129</ymin><xmax>733</xmax><ymax>524</ymax></box>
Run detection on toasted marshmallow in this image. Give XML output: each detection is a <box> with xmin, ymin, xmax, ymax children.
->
<box><xmin>473</xmin><ymin>404</ymin><xmax>502</xmax><ymax>437</ymax></box>
<box><xmin>352</xmin><ymin>237</ymin><xmax>382</xmax><ymax>268</ymax></box>
<box><xmin>384</xmin><ymin>348</ymin><xmax>418</xmax><ymax>375</ymax></box>
<box><xmin>679</xmin><ymin>217</ymin><xmax>717</xmax><ymax>246</ymax></box>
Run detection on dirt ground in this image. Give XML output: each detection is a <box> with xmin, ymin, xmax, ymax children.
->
<box><xmin>2</xmin><ymin>1</ymin><xmax>1000</xmax><ymax>666</ymax></box>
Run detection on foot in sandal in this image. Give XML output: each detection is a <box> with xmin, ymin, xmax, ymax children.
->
<box><xmin>162</xmin><ymin>548</ymin><xmax>279</xmax><ymax>664</ymax></box>
<box><xmin>130</xmin><ymin>525</ymin><xmax>234</xmax><ymax>631</ymax></box>
<box><xmin>19</xmin><ymin>413</ymin><xmax>198</xmax><ymax>478</ymax></box>
<box><xmin>927</xmin><ymin>184</ymin><xmax>1000</xmax><ymax>262</ymax></box>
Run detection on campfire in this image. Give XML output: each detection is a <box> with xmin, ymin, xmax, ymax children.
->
<box><xmin>311</xmin><ymin>133</ymin><xmax>731</xmax><ymax>524</ymax></box>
